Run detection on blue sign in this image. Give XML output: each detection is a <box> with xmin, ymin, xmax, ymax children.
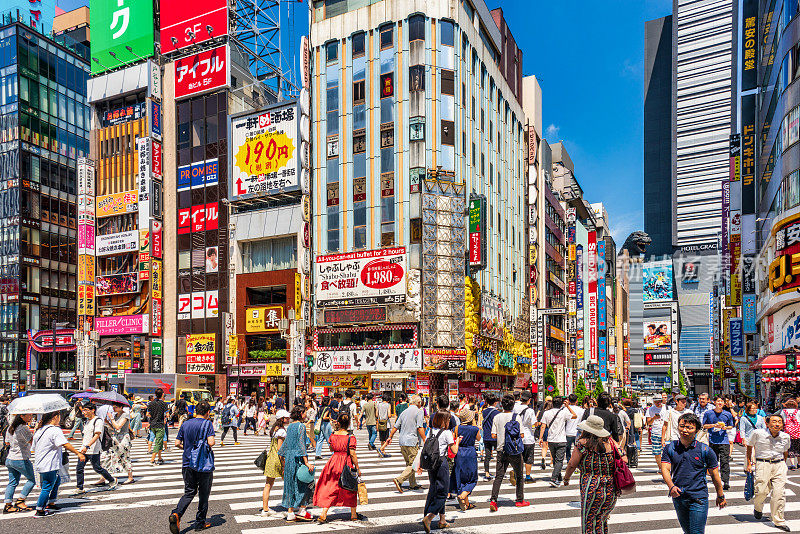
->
<box><xmin>151</xmin><ymin>100</ymin><xmax>162</xmax><ymax>139</ymax></box>
<box><xmin>730</xmin><ymin>318</ymin><xmax>744</xmax><ymax>358</ymax></box>
<box><xmin>597</xmin><ymin>240</ymin><xmax>606</xmax><ymax>329</ymax></box>
<box><xmin>178</xmin><ymin>159</ymin><xmax>219</xmax><ymax>191</ymax></box>
<box><xmin>743</xmin><ymin>294</ymin><xmax>756</xmax><ymax>334</ymax></box>
<box><xmin>598</xmin><ymin>336</ymin><xmax>607</xmax><ymax>380</ymax></box>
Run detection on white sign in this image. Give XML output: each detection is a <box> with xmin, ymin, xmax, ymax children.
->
<box><xmin>96</xmin><ymin>230</ymin><xmax>139</xmax><ymax>256</ymax></box>
<box><xmin>183</xmin><ymin>290</ymin><xmax>219</xmax><ymax>320</ymax></box>
<box><xmin>311</xmin><ymin>348</ymin><xmax>421</xmax><ymax>373</ymax></box>
<box><xmin>229</xmin><ymin>103</ymin><xmax>299</xmax><ymax>200</ymax></box>
<box><xmin>315</xmin><ymin>247</ymin><xmax>407</xmax><ymax>307</ymax></box>
<box><xmin>136</xmin><ymin>137</ymin><xmax>152</xmax><ymax>231</ymax></box>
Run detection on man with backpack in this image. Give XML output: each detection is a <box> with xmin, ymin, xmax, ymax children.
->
<box><xmin>481</xmin><ymin>394</ymin><xmax>500</xmax><ymax>480</ymax></box>
<box><xmin>339</xmin><ymin>390</ymin><xmax>358</xmax><ymax>435</ymax></box>
<box><xmin>540</xmin><ymin>396</ymin><xmax>578</xmax><ymax>487</ymax></box>
<box><xmin>513</xmin><ymin>391</ymin><xmax>538</xmax><ymax>483</ymax></box>
<box><xmin>219</xmin><ymin>398</ymin><xmax>240</xmax><ymax>446</ymax></box>
<box><xmin>489</xmin><ymin>394</ymin><xmax>530</xmax><ymax>511</ymax></box>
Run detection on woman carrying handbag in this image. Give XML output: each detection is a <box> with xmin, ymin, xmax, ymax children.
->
<box><xmin>259</xmin><ymin>409</ymin><xmax>289</xmax><ymax>516</ymax></box>
<box><xmin>313</xmin><ymin>412</ymin><xmax>365</xmax><ymax>523</ymax></box>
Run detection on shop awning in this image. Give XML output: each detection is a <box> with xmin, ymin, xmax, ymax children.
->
<box><xmin>372</xmin><ymin>373</ymin><xmax>409</xmax><ymax>379</ymax></box>
<box><xmin>750</xmin><ymin>354</ymin><xmax>785</xmax><ymax>370</ymax></box>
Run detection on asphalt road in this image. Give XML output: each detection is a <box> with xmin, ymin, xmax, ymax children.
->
<box><xmin>0</xmin><ymin>426</ymin><xmax>798</xmax><ymax>533</ymax></box>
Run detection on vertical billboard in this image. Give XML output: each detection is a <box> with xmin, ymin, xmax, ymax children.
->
<box><xmin>468</xmin><ymin>195</ymin><xmax>487</xmax><ymax>271</ymax></box>
<box><xmin>89</xmin><ymin>0</ymin><xmax>155</xmax><ymax>74</ymax></box>
<box><xmin>741</xmin><ymin>93</ymin><xmax>756</xmax><ymax>214</ymax></box>
<box><xmin>159</xmin><ymin>0</ymin><xmax>229</xmax><ymax>54</ymax></box>
<box><xmin>587</xmin><ymin>231</ymin><xmax>598</xmax><ymax>364</ymax></box>
<box><xmin>597</xmin><ymin>240</ymin><xmax>606</xmax><ymax>329</ymax></box>
<box><xmin>136</xmin><ymin>137</ymin><xmax>152</xmax><ymax>231</ymax></box>
<box><xmin>642</xmin><ymin>260</ymin><xmax>674</xmax><ymax>302</ymax></box>
<box><xmin>741</xmin><ymin>0</ymin><xmax>758</xmax><ymax>92</ymax></box>
<box><xmin>174</xmin><ymin>44</ymin><xmax>230</xmax><ymax>99</ymax></box>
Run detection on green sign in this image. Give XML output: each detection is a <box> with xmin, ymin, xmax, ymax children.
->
<box><xmin>90</xmin><ymin>0</ymin><xmax>155</xmax><ymax>75</ymax></box>
<box><xmin>151</xmin><ymin>341</ymin><xmax>162</xmax><ymax>356</ymax></box>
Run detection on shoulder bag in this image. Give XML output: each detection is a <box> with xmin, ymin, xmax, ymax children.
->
<box><xmin>611</xmin><ymin>440</ymin><xmax>636</xmax><ymax>495</ymax></box>
<box><xmin>189</xmin><ymin>420</ymin><xmax>215</xmax><ymax>472</ymax></box>
<box><xmin>338</xmin><ymin>436</ymin><xmax>359</xmax><ymax>492</ymax></box>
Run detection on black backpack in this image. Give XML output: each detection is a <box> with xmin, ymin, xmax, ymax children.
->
<box><xmin>420</xmin><ymin>429</ymin><xmax>444</xmax><ymax>471</ymax></box>
<box><xmin>98</xmin><ymin>419</ymin><xmax>113</xmax><ymax>452</ymax></box>
<box><xmin>503</xmin><ymin>413</ymin><xmax>524</xmax><ymax>455</ymax></box>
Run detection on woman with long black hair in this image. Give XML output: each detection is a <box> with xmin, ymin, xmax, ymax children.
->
<box><xmin>422</xmin><ymin>411</ymin><xmax>460</xmax><ymax>533</ymax></box>
<box><xmin>3</xmin><ymin>413</ymin><xmax>35</xmax><ymax>513</ymax></box>
<box><xmin>31</xmin><ymin>411</ymin><xmax>85</xmax><ymax>516</ymax></box>
<box><xmin>260</xmin><ymin>409</ymin><xmax>290</xmax><ymax>516</ymax></box>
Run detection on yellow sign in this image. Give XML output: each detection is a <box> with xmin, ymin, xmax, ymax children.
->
<box><xmin>569</xmin><ymin>244</ymin><xmax>576</xmax><ymax>261</ymax></box>
<box><xmin>722</xmin><ymin>308</ymin><xmax>734</xmax><ymax>363</ymax></box>
<box><xmin>96</xmin><ymin>190</ymin><xmax>138</xmax><ymax>218</ymax></box>
<box><xmin>262</xmin><ymin>363</ymin><xmax>283</xmax><ymax>378</ymax></box>
<box><xmin>151</xmin><ymin>259</ymin><xmax>162</xmax><ymax>299</ymax></box>
<box><xmin>228</xmin><ymin>335</ymin><xmax>238</xmax><ymax>364</ymax></box>
<box><xmin>116</xmin><ymin>359</ymin><xmax>131</xmax><ymax>370</ymax></box>
<box><xmin>294</xmin><ymin>273</ymin><xmax>302</xmax><ymax>317</ymax></box>
<box><xmin>186</xmin><ymin>333</ymin><xmax>215</xmax><ymax>355</ymax></box>
<box><xmin>246</xmin><ymin>306</ymin><xmax>284</xmax><ymax>333</ymax></box>
<box><xmin>234</xmin><ymin>132</ymin><xmax>295</xmax><ymax>177</ymax></box>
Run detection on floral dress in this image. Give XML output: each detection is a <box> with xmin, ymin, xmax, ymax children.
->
<box><xmin>577</xmin><ymin>441</ymin><xmax>618</xmax><ymax>534</ymax></box>
<box><xmin>103</xmin><ymin>412</ymin><xmax>132</xmax><ymax>473</ymax></box>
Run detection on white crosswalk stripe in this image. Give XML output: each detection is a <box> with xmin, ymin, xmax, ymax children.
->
<box><xmin>0</xmin><ymin>427</ymin><xmax>797</xmax><ymax>533</ymax></box>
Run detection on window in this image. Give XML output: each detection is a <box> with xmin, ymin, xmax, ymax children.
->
<box><xmin>241</xmin><ymin>237</ymin><xmax>298</xmax><ymax>273</ymax></box>
<box><xmin>440</xmin><ymin>20</ymin><xmax>455</xmax><ymax>47</ymax></box>
<box><xmin>353</xmin><ymin>80</ymin><xmax>365</xmax><ymax>105</ymax></box>
<box><xmin>326</xmin><ymin>41</ymin><xmax>338</xmax><ymax>63</ymax></box>
<box><xmin>380</xmin><ymin>26</ymin><xmax>393</xmax><ymax>49</ymax></box>
<box><xmin>409</xmin><ymin>65</ymin><xmax>425</xmax><ymax>91</ymax></box>
<box><xmin>441</xmin><ymin>120</ymin><xmax>455</xmax><ymax>146</ymax></box>
<box><xmin>409</xmin><ymin>15</ymin><xmax>425</xmax><ymax>41</ymax></box>
<box><xmin>352</xmin><ymin>32</ymin><xmax>365</xmax><ymax>57</ymax></box>
<box><xmin>246</xmin><ymin>286</ymin><xmax>287</xmax><ymax>305</ymax></box>
<box><xmin>353</xmin><ymin>129</ymin><xmax>366</xmax><ymax>153</ymax></box>
<box><xmin>441</xmin><ymin>69</ymin><xmax>454</xmax><ymax>95</ymax></box>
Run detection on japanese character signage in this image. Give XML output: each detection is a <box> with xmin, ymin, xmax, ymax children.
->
<box><xmin>186</xmin><ymin>333</ymin><xmax>216</xmax><ymax>374</ymax></box>
<box><xmin>174</xmin><ymin>44</ymin><xmax>229</xmax><ymax>99</ymax></box>
<box><xmin>178</xmin><ymin>291</ymin><xmax>218</xmax><ymax>320</ymax></box>
<box><xmin>136</xmin><ymin>137</ymin><xmax>152</xmax><ymax>231</ymax></box>
<box><xmin>245</xmin><ymin>306</ymin><xmax>284</xmax><ymax>333</ymax></box>
<box><xmin>743</xmin><ymin>293</ymin><xmax>757</xmax><ymax>334</ymax></box>
<box><xmin>96</xmin><ymin>230</ymin><xmax>139</xmax><ymax>256</ymax></box>
<box><xmin>8</xmin><ymin>0</ymin><xmax>55</xmax><ymax>34</ymax></box>
<box><xmin>90</xmin><ymin>0</ymin><xmax>155</xmax><ymax>75</ymax></box>
<box><xmin>159</xmin><ymin>0</ymin><xmax>229</xmax><ymax>53</ymax></box>
<box><xmin>178</xmin><ymin>202</ymin><xmax>219</xmax><ymax>234</ymax></box>
<box><xmin>230</xmin><ymin>103</ymin><xmax>299</xmax><ymax>199</ymax></box>
<box><xmin>95</xmin><ymin>314</ymin><xmax>149</xmax><ymax>336</ymax></box>
<box><xmin>311</xmin><ymin>348</ymin><xmax>421</xmax><ymax>373</ymax></box>
<box><xmin>178</xmin><ymin>159</ymin><xmax>219</xmax><ymax>191</ymax></box>
<box><xmin>770</xmin><ymin>213</ymin><xmax>800</xmax><ymax>294</ymax></box>
<box><xmin>587</xmin><ymin>232</ymin><xmax>598</xmax><ymax>364</ymax></box>
<box><xmin>96</xmin><ymin>191</ymin><xmax>138</xmax><ymax>218</ymax></box>
<box><xmin>597</xmin><ymin>239</ymin><xmax>606</xmax><ymax>329</ymax></box>
<box><xmin>468</xmin><ymin>195</ymin><xmax>487</xmax><ymax>271</ymax></box>
<box><xmin>102</xmin><ymin>102</ymin><xmax>146</xmax><ymax>127</ymax></box>
<box><xmin>741</xmin><ymin>93</ymin><xmax>756</xmax><ymax>214</ymax></box>
<box><xmin>729</xmin><ymin>318</ymin><xmax>743</xmax><ymax>359</ymax></box>
<box><xmin>741</xmin><ymin>0</ymin><xmax>758</xmax><ymax>92</ymax></box>
<box><xmin>315</xmin><ymin>247</ymin><xmax>407</xmax><ymax>308</ymax></box>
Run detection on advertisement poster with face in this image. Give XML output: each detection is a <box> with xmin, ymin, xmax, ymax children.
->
<box><xmin>643</xmin><ymin>320</ymin><xmax>671</xmax><ymax>350</ymax></box>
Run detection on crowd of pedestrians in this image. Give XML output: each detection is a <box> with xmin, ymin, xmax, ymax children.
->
<box><xmin>2</xmin><ymin>388</ymin><xmax>800</xmax><ymax>533</ymax></box>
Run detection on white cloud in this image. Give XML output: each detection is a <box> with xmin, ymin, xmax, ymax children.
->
<box><xmin>545</xmin><ymin>123</ymin><xmax>560</xmax><ymax>141</ymax></box>
<box><xmin>621</xmin><ymin>58</ymin><xmax>640</xmax><ymax>78</ymax></box>
<box><xmin>609</xmin><ymin>209</ymin><xmax>643</xmax><ymax>246</ymax></box>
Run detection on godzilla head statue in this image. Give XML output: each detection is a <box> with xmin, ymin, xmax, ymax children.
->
<box><xmin>622</xmin><ymin>231</ymin><xmax>651</xmax><ymax>257</ymax></box>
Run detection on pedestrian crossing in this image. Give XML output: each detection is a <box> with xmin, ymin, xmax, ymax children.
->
<box><xmin>0</xmin><ymin>427</ymin><xmax>797</xmax><ymax>533</ymax></box>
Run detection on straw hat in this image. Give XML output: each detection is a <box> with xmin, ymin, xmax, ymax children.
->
<box><xmin>576</xmin><ymin>415</ymin><xmax>610</xmax><ymax>438</ymax></box>
<box><xmin>457</xmin><ymin>407</ymin><xmax>475</xmax><ymax>424</ymax></box>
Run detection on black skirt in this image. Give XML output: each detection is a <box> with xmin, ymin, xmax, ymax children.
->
<box><xmin>424</xmin><ymin>461</ymin><xmax>450</xmax><ymax>516</ymax></box>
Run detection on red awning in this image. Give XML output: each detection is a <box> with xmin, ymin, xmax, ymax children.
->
<box><xmin>750</xmin><ymin>353</ymin><xmax>786</xmax><ymax>370</ymax></box>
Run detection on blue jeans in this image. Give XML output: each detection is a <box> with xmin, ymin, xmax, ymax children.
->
<box><xmin>366</xmin><ymin>425</ymin><xmax>377</xmax><ymax>448</ymax></box>
<box><xmin>672</xmin><ymin>495</ymin><xmax>708</xmax><ymax>534</ymax></box>
<box><xmin>315</xmin><ymin>421</ymin><xmax>332</xmax><ymax>456</ymax></box>
<box><xmin>67</xmin><ymin>418</ymin><xmax>83</xmax><ymax>439</ymax></box>
<box><xmin>632</xmin><ymin>429</ymin><xmax>641</xmax><ymax>450</ymax></box>
<box><xmin>5</xmin><ymin>460</ymin><xmax>35</xmax><ymax>503</ymax></box>
<box><xmin>36</xmin><ymin>470</ymin><xmax>60</xmax><ymax>510</ymax></box>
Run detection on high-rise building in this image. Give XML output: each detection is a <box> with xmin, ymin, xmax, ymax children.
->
<box><xmin>643</xmin><ymin>15</ymin><xmax>673</xmax><ymax>257</ymax></box>
<box><xmin>309</xmin><ymin>0</ymin><xmax>529</xmax><ymax>397</ymax></box>
<box><xmin>0</xmin><ymin>12</ymin><xmax>91</xmax><ymax>392</ymax></box>
<box><xmin>673</xmin><ymin>0</ymin><xmax>736</xmax><ymax>248</ymax></box>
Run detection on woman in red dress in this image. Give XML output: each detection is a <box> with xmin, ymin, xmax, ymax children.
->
<box><xmin>313</xmin><ymin>412</ymin><xmax>364</xmax><ymax>523</ymax></box>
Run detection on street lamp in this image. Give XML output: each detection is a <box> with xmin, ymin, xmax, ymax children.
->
<box><xmin>279</xmin><ymin>310</ymin><xmax>302</xmax><ymax>405</ymax></box>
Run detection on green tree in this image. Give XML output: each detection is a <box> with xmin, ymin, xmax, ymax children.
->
<box><xmin>544</xmin><ymin>365</ymin><xmax>560</xmax><ymax>397</ymax></box>
<box><xmin>593</xmin><ymin>378</ymin><xmax>605</xmax><ymax>398</ymax></box>
<box><xmin>574</xmin><ymin>376</ymin><xmax>589</xmax><ymax>402</ymax></box>
<box><xmin>678</xmin><ymin>371</ymin><xmax>688</xmax><ymax>396</ymax></box>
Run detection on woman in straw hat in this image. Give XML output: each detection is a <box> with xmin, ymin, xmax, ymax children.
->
<box><xmin>452</xmin><ymin>406</ymin><xmax>479</xmax><ymax>511</ymax></box>
<box><xmin>563</xmin><ymin>415</ymin><xmax>619</xmax><ymax>534</ymax></box>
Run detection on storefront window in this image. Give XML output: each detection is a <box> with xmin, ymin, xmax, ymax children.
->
<box><xmin>241</xmin><ymin>237</ymin><xmax>297</xmax><ymax>273</ymax></box>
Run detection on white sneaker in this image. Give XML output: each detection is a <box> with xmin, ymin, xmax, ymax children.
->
<box><xmin>285</xmin><ymin>512</ymin><xmax>296</xmax><ymax>521</ymax></box>
<box><xmin>260</xmin><ymin>508</ymin><xmax>274</xmax><ymax>517</ymax></box>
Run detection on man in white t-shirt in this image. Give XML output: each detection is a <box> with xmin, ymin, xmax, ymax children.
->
<box><xmin>75</xmin><ymin>402</ymin><xmax>116</xmax><ymax>494</ymax></box>
<box><xmin>662</xmin><ymin>395</ymin><xmax>693</xmax><ymax>444</ymax></box>
<box><xmin>565</xmin><ymin>393</ymin><xmax>585</xmax><ymax>461</ymax></box>
<box><xmin>513</xmin><ymin>391</ymin><xmax>538</xmax><ymax>483</ymax></box>
<box><xmin>541</xmin><ymin>396</ymin><xmax>578</xmax><ymax>487</ymax></box>
<box><xmin>646</xmin><ymin>396</ymin><xmax>667</xmax><ymax>469</ymax></box>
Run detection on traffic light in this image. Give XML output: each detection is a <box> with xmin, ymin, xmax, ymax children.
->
<box><xmin>787</xmin><ymin>354</ymin><xmax>797</xmax><ymax>372</ymax></box>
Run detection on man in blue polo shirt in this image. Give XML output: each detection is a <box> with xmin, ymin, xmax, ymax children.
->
<box><xmin>661</xmin><ymin>412</ymin><xmax>726</xmax><ymax>534</ymax></box>
<box><xmin>702</xmin><ymin>396</ymin><xmax>735</xmax><ymax>490</ymax></box>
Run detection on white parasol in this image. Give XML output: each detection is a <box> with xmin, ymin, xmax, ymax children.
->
<box><xmin>8</xmin><ymin>394</ymin><xmax>70</xmax><ymax>414</ymax></box>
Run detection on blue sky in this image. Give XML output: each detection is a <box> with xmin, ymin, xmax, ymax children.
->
<box><xmin>59</xmin><ymin>0</ymin><xmax>670</xmax><ymax>244</ymax></box>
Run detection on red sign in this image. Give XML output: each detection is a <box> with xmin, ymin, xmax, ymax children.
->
<box><xmin>380</xmin><ymin>73</ymin><xmax>394</xmax><ymax>97</ymax></box>
<box><xmin>178</xmin><ymin>202</ymin><xmax>219</xmax><ymax>234</ymax></box>
<box><xmin>360</xmin><ymin>258</ymin><xmax>404</xmax><ymax>289</ymax></box>
<box><xmin>152</xmin><ymin>141</ymin><xmax>162</xmax><ymax>179</ymax></box>
<box><xmin>151</xmin><ymin>298</ymin><xmax>162</xmax><ymax>337</ymax></box>
<box><xmin>160</xmin><ymin>0</ymin><xmax>229</xmax><ymax>53</ymax></box>
<box><xmin>174</xmin><ymin>45</ymin><xmax>229</xmax><ymax>99</ymax></box>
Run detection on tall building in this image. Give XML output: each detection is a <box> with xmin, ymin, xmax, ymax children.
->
<box><xmin>673</xmin><ymin>0</ymin><xmax>736</xmax><ymax>248</ymax></box>
<box><xmin>643</xmin><ymin>15</ymin><xmax>673</xmax><ymax>258</ymax></box>
<box><xmin>309</xmin><ymin>0</ymin><xmax>529</xmax><ymax>398</ymax></box>
<box><xmin>0</xmin><ymin>11</ymin><xmax>91</xmax><ymax>392</ymax></box>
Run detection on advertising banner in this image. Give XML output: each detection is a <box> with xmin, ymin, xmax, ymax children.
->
<box><xmin>179</xmin><ymin>291</ymin><xmax>219</xmax><ymax>320</ymax></box>
<box><xmin>96</xmin><ymin>230</ymin><xmax>139</xmax><ymax>257</ymax></box>
<box><xmin>230</xmin><ymin>103</ymin><xmax>299</xmax><ymax>199</ymax></box>
<box><xmin>643</xmin><ymin>260</ymin><xmax>673</xmax><ymax>302</ymax></box>
<box><xmin>480</xmin><ymin>294</ymin><xmax>505</xmax><ymax>340</ymax></box>
<box><xmin>730</xmin><ymin>318</ymin><xmax>744</xmax><ymax>358</ymax></box>
<box><xmin>576</xmin><ymin>245</ymin><xmax>584</xmax><ymax>311</ymax></box>
<box><xmin>644</xmin><ymin>320</ymin><xmax>672</xmax><ymax>350</ymax></box>
<box><xmin>159</xmin><ymin>0</ymin><xmax>229</xmax><ymax>53</ymax></box>
<box><xmin>178</xmin><ymin>159</ymin><xmax>219</xmax><ymax>191</ymax></box>
<box><xmin>311</xmin><ymin>348</ymin><xmax>422</xmax><ymax>373</ymax></box>
<box><xmin>741</xmin><ymin>0</ymin><xmax>758</xmax><ymax>92</ymax></box>
<box><xmin>174</xmin><ymin>44</ymin><xmax>229</xmax><ymax>99</ymax></box>
<box><xmin>468</xmin><ymin>195</ymin><xmax>487</xmax><ymax>271</ymax></box>
<box><xmin>186</xmin><ymin>334</ymin><xmax>216</xmax><ymax>374</ymax></box>
<box><xmin>178</xmin><ymin>202</ymin><xmax>220</xmax><ymax>234</ymax></box>
<box><xmin>742</xmin><ymin>93</ymin><xmax>756</xmax><ymax>214</ymax></box>
<box><xmin>95</xmin><ymin>314</ymin><xmax>149</xmax><ymax>336</ymax></box>
<box><xmin>743</xmin><ymin>293</ymin><xmax>757</xmax><ymax>334</ymax></box>
<box><xmin>644</xmin><ymin>352</ymin><xmax>671</xmax><ymax>365</ymax></box>
<box><xmin>597</xmin><ymin>239</ymin><xmax>606</xmax><ymax>329</ymax></box>
<box><xmin>152</xmin><ymin>220</ymin><xmax>163</xmax><ymax>259</ymax></box>
<box><xmin>245</xmin><ymin>306</ymin><xmax>284</xmax><ymax>333</ymax></box>
<box><xmin>96</xmin><ymin>272</ymin><xmax>139</xmax><ymax>296</ymax></box>
<box><xmin>96</xmin><ymin>191</ymin><xmax>138</xmax><ymax>218</ymax></box>
<box><xmin>770</xmin><ymin>213</ymin><xmax>800</xmax><ymax>294</ymax></box>
<box><xmin>588</xmin><ymin>232</ymin><xmax>598</xmax><ymax>364</ymax></box>
<box><xmin>89</xmin><ymin>0</ymin><xmax>155</xmax><ymax>74</ymax></box>
<box><xmin>149</xmin><ymin>99</ymin><xmax>162</xmax><ymax>141</ymax></box>
<box><xmin>315</xmin><ymin>247</ymin><xmax>407</xmax><ymax>307</ymax></box>
<box><xmin>78</xmin><ymin>224</ymin><xmax>95</xmax><ymax>256</ymax></box>
<box><xmin>137</xmin><ymin>137</ymin><xmax>152</xmax><ymax>231</ymax></box>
